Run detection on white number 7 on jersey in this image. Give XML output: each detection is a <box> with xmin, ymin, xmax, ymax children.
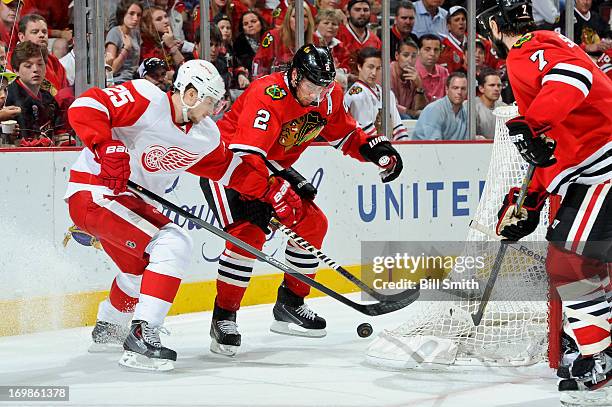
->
<box><xmin>529</xmin><ymin>50</ymin><xmax>548</xmax><ymax>71</ymax></box>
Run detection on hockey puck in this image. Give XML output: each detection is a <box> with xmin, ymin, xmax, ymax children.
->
<box><xmin>357</xmin><ymin>323</ymin><xmax>373</xmax><ymax>338</ymax></box>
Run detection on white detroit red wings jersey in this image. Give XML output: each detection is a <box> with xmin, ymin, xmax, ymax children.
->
<box><xmin>344</xmin><ymin>80</ymin><xmax>409</xmax><ymax>141</ymax></box>
<box><xmin>506</xmin><ymin>30</ymin><xmax>612</xmax><ymax>196</ymax></box>
<box><xmin>216</xmin><ymin>72</ymin><xmax>372</xmax><ymax>172</ymax></box>
<box><xmin>65</xmin><ymin>79</ymin><xmax>266</xmax><ymax>200</ymax></box>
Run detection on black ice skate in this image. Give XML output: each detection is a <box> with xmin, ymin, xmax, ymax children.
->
<box><xmin>88</xmin><ymin>320</ymin><xmax>129</xmax><ymax>353</ymax></box>
<box><xmin>119</xmin><ymin>320</ymin><xmax>176</xmax><ymax>371</ymax></box>
<box><xmin>559</xmin><ymin>349</ymin><xmax>612</xmax><ymax>406</ymax></box>
<box><xmin>210</xmin><ymin>304</ymin><xmax>241</xmax><ymax>357</ymax></box>
<box><xmin>270</xmin><ymin>283</ymin><xmax>326</xmax><ymax>338</ymax></box>
<box><xmin>557</xmin><ymin>331</ymin><xmax>580</xmax><ymax>379</ymax></box>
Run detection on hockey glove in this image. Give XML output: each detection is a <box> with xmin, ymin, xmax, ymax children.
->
<box><xmin>506</xmin><ymin>117</ymin><xmax>557</xmax><ymax>168</ymax></box>
<box><xmin>278</xmin><ymin>167</ymin><xmax>317</xmax><ymax>201</ymax></box>
<box><xmin>358</xmin><ymin>136</ymin><xmax>404</xmax><ymax>183</ymax></box>
<box><xmin>496</xmin><ymin>187</ymin><xmax>547</xmax><ymax>240</ymax></box>
<box><xmin>94</xmin><ymin>140</ymin><xmax>131</xmax><ymax>194</ymax></box>
<box><xmin>263</xmin><ymin>177</ymin><xmax>303</xmax><ymax>226</ymax></box>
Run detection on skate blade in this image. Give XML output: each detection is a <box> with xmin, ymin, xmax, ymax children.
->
<box><xmin>88</xmin><ymin>342</ymin><xmax>124</xmax><ymax>353</ymax></box>
<box><xmin>560</xmin><ymin>387</ymin><xmax>612</xmax><ymax>406</ymax></box>
<box><xmin>210</xmin><ymin>339</ymin><xmax>238</xmax><ymax>357</ymax></box>
<box><xmin>118</xmin><ymin>351</ymin><xmax>174</xmax><ymax>372</ymax></box>
<box><xmin>270</xmin><ymin>320</ymin><xmax>326</xmax><ymax>338</ymax></box>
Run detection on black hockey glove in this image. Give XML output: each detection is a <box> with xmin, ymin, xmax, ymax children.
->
<box><xmin>237</xmin><ymin>198</ymin><xmax>274</xmax><ymax>234</ymax></box>
<box><xmin>278</xmin><ymin>167</ymin><xmax>317</xmax><ymax>201</ymax></box>
<box><xmin>359</xmin><ymin>136</ymin><xmax>404</xmax><ymax>183</ymax></box>
<box><xmin>506</xmin><ymin>117</ymin><xmax>557</xmax><ymax>168</ymax></box>
<box><xmin>496</xmin><ymin>187</ymin><xmax>547</xmax><ymax>241</ymax></box>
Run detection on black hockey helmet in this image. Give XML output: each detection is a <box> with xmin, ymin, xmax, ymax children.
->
<box><xmin>290</xmin><ymin>44</ymin><xmax>336</xmax><ymax>88</ymax></box>
<box><xmin>138</xmin><ymin>57</ymin><xmax>167</xmax><ymax>79</ymax></box>
<box><xmin>476</xmin><ymin>0</ymin><xmax>535</xmax><ymax>39</ymax></box>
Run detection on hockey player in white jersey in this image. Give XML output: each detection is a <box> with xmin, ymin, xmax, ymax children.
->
<box><xmin>65</xmin><ymin>60</ymin><xmax>277</xmax><ymax>371</ymax></box>
<box><xmin>344</xmin><ymin>47</ymin><xmax>409</xmax><ymax>141</ymax></box>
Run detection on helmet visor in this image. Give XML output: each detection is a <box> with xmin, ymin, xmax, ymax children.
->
<box><xmin>201</xmin><ymin>96</ymin><xmax>227</xmax><ymax>116</ymax></box>
<box><xmin>299</xmin><ymin>77</ymin><xmax>334</xmax><ymax>101</ymax></box>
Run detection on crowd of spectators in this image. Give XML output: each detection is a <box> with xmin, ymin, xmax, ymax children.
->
<box><xmin>0</xmin><ymin>0</ymin><xmax>610</xmax><ymax>147</ymax></box>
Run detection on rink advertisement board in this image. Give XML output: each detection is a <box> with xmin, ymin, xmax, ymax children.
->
<box><xmin>0</xmin><ymin>143</ymin><xmax>492</xmax><ymax>333</ymax></box>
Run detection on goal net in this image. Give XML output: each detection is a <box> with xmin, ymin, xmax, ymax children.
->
<box><xmin>366</xmin><ymin>105</ymin><xmax>556</xmax><ymax>368</ymax></box>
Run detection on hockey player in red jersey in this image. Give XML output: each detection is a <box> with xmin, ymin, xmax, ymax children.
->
<box><xmin>64</xmin><ymin>60</ymin><xmax>285</xmax><ymax>371</ymax></box>
<box><xmin>200</xmin><ymin>44</ymin><xmax>403</xmax><ymax>356</ymax></box>
<box><xmin>476</xmin><ymin>0</ymin><xmax>612</xmax><ymax>402</ymax></box>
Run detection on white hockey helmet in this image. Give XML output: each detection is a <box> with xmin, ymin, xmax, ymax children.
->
<box><xmin>174</xmin><ymin>59</ymin><xmax>226</xmax><ymax>119</ymax></box>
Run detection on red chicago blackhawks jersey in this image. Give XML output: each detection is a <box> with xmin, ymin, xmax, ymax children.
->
<box><xmin>65</xmin><ymin>79</ymin><xmax>267</xmax><ymax>200</ymax></box>
<box><xmin>506</xmin><ymin>30</ymin><xmax>612</xmax><ymax>196</ymax></box>
<box><xmin>336</xmin><ymin>24</ymin><xmax>381</xmax><ymax>73</ymax></box>
<box><xmin>216</xmin><ymin>72</ymin><xmax>371</xmax><ymax>176</ymax></box>
<box><xmin>596</xmin><ymin>50</ymin><xmax>612</xmax><ymax>80</ymax></box>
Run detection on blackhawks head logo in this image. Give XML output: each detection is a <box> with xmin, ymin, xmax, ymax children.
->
<box><xmin>278</xmin><ymin>112</ymin><xmax>327</xmax><ymax>150</ymax></box>
<box><xmin>348</xmin><ymin>85</ymin><xmax>363</xmax><ymax>95</ymax></box>
<box><xmin>265</xmin><ymin>84</ymin><xmax>287</xmax><ymax>100</ymax></box>
<box><xmin>513</xmin><ymin>33</ymin><xmax>534</xmax><ymax>48</ymax></box>
<box><xmin>262</xmin><ymin>32</ymin><xmax>274</xmax><ymax>48</ymax></box>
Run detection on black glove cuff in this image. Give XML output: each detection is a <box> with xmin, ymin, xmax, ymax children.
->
<box><xmin>359</xmin><ymin>136</ymin><xmax>396</xmax><ymax>165</ymax></box>
<box><xmin>278</xmin><ymin>167</ymin><xmax>317</xmax><ymax>200</ymax></box>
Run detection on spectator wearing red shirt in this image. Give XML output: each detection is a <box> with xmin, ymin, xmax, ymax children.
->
<box><xmin>271</xmin><ymin>0</ymin><xmax>317</xmax><ymax>28</ymax></box>
<box><xmin>140</xmin><ymin>6</ymin><xmax>185</xmax><ymax>69</ymax></box>
<box><xmin>0</xmin><ymin>0</ymin><xmax>20</xmax><ymax>49</ymax></box>
<box><xmin>21</xmin><ymin>0</ymin><xmax>72</xmax><ymax>41</ymax></box>
<box><xmin>381</xmin><ymin>1</ymin><xmax>418</xmax><ymax>62</ymax></box>
<box><xmin>439</xmin><ymin>6</ymin><xmax>467</xmax><ymax>74</ymax></box>
<box><xmin>252</xmin><ymin>2</ymin><xmax>315</xmax><ymax>78</ymax></box>
<box><xmin>415</xmin><ymin>33</ymin><xmax>449</xmax><ymax>102</ymax></box>
<box><xmin>336</xmin><ymin>0</ymin><xmax>381</xmax><ymax>74</ymax></box>
<box><xmin>8</xmin><ymin>13</ymin><xmax>73</xmax><ymax>127</ymax></box>
<box><xmin>314</xmin><ymin>9</ymin><xmax>349</xmax><ymax>72</ymax></box>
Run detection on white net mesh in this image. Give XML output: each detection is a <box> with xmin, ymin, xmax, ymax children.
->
<box><xmin>366</xmin><ymin>105</ymin><xmax>551</xmax><ymax>368</ymax></box>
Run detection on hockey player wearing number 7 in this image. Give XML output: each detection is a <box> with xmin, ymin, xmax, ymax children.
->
<box><xmin>64</xmin><ymin>60</ymin><xmax>279</xmax><ymax>371</ymax></box>
<box><xmin>476</xmin><ymin>0</ymin><xmax>612</xmax><ymax>403</ymax></box>
<box><xmin>199</xmin><ymin>44</ymin><xmax>404</xmax><ymax>356</ymax></box>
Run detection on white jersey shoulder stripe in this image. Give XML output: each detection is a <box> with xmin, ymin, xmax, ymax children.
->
<box><xmin>70</xmin><ymin>97</ymin><xmax>110</xmax><ymax>118</ymax></box>
<box><xmin>542</xmin><ymin>62</ymin><xmax>593</xmax><ymax>98</ymax></box>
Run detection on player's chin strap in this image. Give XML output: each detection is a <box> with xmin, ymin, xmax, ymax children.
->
<box><xmin>179</xmin><ymin>90</ymin><xmax>200</xmax><ymax>123</ymax></box>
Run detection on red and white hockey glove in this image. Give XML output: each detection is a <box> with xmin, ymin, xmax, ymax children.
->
<box><xmin>94</xmin><ymin>140</ymin><xmax>131</xmax><ymax>194</ymax></box>
<box><xmin>263</xmin><ymin>177</ymin><xmax>303</xmax><ymax>227</ymax></box>
<box><xmin>506</xmin><ymin>117</ymin><xmax>556</xmax><ymax>168</ymax></box>
<box><xmin>496</xmin><ymin>187</ymin><xmax>547</xmax><ymax>241</ymax></box>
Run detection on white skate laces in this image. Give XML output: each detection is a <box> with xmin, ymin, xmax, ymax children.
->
<box><xmin>141</xmin><ymin>324</ymin><xmax>170</xmax><ymax>349</ymax></box>
<box><xmin>295</xmin><ymin>304</ymin><xmax>316</xmax><ymax>320</ymax></box>
<box><xmin>217</xmin><ymin>320</ymin><xmax>239</xmax><ymax>335</ymax></box>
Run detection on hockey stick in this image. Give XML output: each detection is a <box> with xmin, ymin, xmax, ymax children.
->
<box><xmin>127</xmin><ymin>181</ymin><xmax>419</xmax><ymax>316</ymax></box>
<box><xmin>469</xmin><ymin>220</ymin><xmax>546</xmax><ymax>265</ymax></box>
<box><xmin>471</xmin><ymin>164</ymin><xmax>536</xmax><ymax>326</ymax></box>
<box><xmin>269</xmin><ymin>218</ymin><xmax>420</xmax><ymax>303</ymax></box>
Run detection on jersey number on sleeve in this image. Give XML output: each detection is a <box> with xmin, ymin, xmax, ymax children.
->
<box><xmin>253</xmin><ymin>109</ymin><xmax>271</xmax><ymax>130</ymax></box>
<box><xmin>102</xmin><ymin>85</ymin><xmax>136</xmax><ymax>108</ymax></box>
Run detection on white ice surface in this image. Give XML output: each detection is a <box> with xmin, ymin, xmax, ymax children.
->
<box><xmin>0</xmin><ymin>294</ymin><xmax>561</xmax><ymax>407</ymax></box>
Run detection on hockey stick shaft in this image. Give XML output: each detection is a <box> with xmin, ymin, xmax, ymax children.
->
<box><xmin>128</xmin><ymin>181</ymin><xmax>417</xmax><ymax>316</ymax></box>
<box><xmin>471</xmin><ymin>164</ymin><xmax>536</xmax><ymax>325</ymax></box>
<box><xmin>270</xmin><ymin>218</ymin><xmax>420</xmax><ymax>303</ymax></box>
